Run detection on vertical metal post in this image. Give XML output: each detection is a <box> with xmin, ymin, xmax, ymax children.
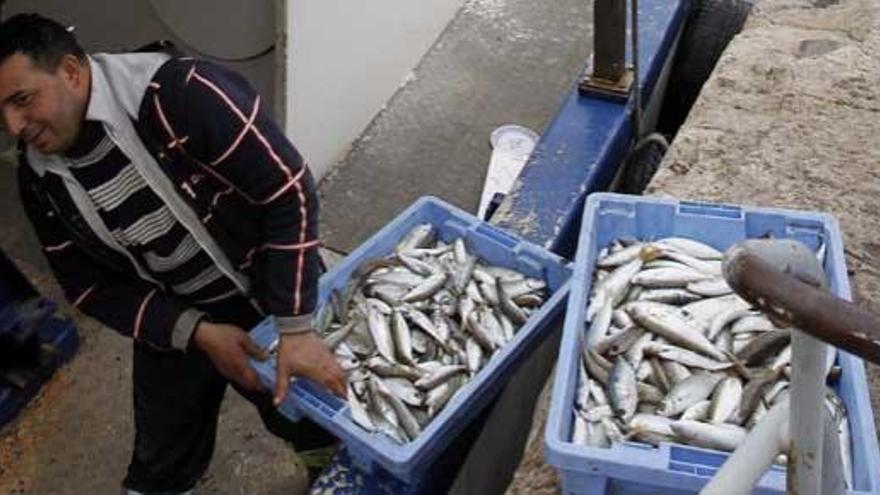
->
<box><xmin>630</xmin><ymin>0</ymin><xmax>642</xmax><ymax>141</ymax></box>
<box><xmin>718</xmin><ymin>239</ymin><xmax>854</xmax><ymax>494</ymax></box>
<box><xmin>788</xmin><ymin>332</ymin><xmax>836</xmax><ymax>495</ymax></box>
<box><xmin>701</xmin><ymin>398</ymin><xmax>790</xmax><ymax>495</ymax></box>
<box><xmin>593</xmin><ymin>0</ymin><xmax>626</xmax><ymax>81</ymax></box>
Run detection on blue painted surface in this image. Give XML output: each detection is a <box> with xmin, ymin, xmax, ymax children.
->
<box><xmin>545</xmin><ymin>193</ymin><xmax>880</xmax><ymax>495</ymax></box>
<box><xmin>493</xmin><ymin>0</ymin><xmax>690</xmax><ymax>255</ymax></box>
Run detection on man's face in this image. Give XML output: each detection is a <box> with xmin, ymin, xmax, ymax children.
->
<box><xmin>0</xmin><ymin>53</ymin><xmax>89</xmax><ymax>154</ymax></box>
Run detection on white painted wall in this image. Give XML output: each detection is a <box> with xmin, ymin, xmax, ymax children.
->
<box><xmin>285</xmin><ymin>0</ymin><xmax>464</xmax><ymax>180</ymax></box>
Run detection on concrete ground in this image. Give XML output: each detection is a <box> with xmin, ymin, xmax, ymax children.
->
<box><xmin>318</xmin><ymin>0</ymin><xmax>591</xmax><ymax>253</ymax></box>
<box><xmin>505</xmin><ymin>0</ymin><xmax>880</xmax><ymax>491</ymax></box>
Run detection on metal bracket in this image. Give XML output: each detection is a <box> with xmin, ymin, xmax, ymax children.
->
<box><xmin>578</xmin><ymin>68</ymin><xmax>635</xmax><ymax>102</ymax></box>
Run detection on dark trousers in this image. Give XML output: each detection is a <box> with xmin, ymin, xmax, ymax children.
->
<box><xmin>121</xmin><ymin>297</ymin><xmax>335</xmax><ymax>493</ymax></box>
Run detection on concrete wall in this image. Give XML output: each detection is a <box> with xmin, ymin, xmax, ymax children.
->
<box><xmin>285</xmin><ymin>0</ymin><xmax>464</xmax><ymax>180</ymax></box>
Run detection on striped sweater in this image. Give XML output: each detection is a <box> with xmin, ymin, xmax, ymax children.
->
<box><xmin>17</xmin><ymin>53</ymin><xmax>320</xmax><ymax>351</ymax></box>
<box><xmin>65</xmin><ymin>121</ymin><xmax>241</xmax><ymax>306</ymax></box>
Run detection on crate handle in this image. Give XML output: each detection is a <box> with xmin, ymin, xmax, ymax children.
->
<box><xmin>678</xmin><ymin>201</ymin><xmax>743</xmax><ymax>219</ymax></box>
<box><xmin>291</xmin><ymin>379</ymin><xmax>345</xmax><ymax>418</ymax></box>
<box><xmin>474</xmin><ymin>223</ymin><xmax>519</xmax><ymax>250</ymax></box>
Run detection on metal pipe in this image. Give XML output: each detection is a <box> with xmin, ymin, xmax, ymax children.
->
<box><xmin>701</xmin><ymin>397</ymin><xmax>791</xmax><ymax>495</ymax></box>
<box><xmin>723</xmin><ymin>240</ymin><xmax>880</xmax><ymax>364</ymax></box>
<box><xmin>718</xmin><ymin>239</ymin><xmax>849</xmax><ymax>494</ymax></box>
<box><xmin>788</xmin><ymin>329</ymin><xmax>829</xmax><ymax>495</ymax></box>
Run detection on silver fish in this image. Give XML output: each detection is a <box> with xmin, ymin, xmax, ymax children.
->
<box><xmin>402</xmin><ymin>271</ymin><xmax>448</xmax><ymax>302</ymax></box>
<box><xmin>498</xmin><ymin>281</ymin><xmax>529</xmax><ymax>325</ymax></box>
<box><xmin>625</xmin><ymin>332</ymin><xmax>654</xmax><ymax>369</ymax></box>
<box><xmin>572</xmin><ymin>414</ymin><xmax>589</xmax><ymax>445</ymax></box>
<box><xmin>398</xmin><ymin>252</ymin><xmax>435</xmax><ymax>276</ymax></box>
<box><xmin>627</xmin><ymin>302</ymin><xmax>727</xmax><ymax>360</ymax></box>
<box><xmin>637</xmin><ymin>288</ymin><xmax>704</xmax><ymax>305</ymax></box>
<box><xmin>391</xmin><ymin>310</ymin><xmax>416</xmax><ymax>365</ymax></box>
<box><xmin>583</xmin><ymin>417</ymin><xmax>611</xmax><ymax>448</ymax></box>
<box><xmin>597</xmin><ymin>242</ymin><xmax>648</xmax><ymax>268</ymax></box>
<box><xmin>324</xmin><ymin>317</ymin><xmax>362</xmax><ymax>350</ymax></box>
<box><xmin>609</xmin><ymin>357</ymin><xmax>639</xmax><ymax>421</ymax></box>
<box><xmin>382</xmin><ymin>377</ymin><xmax>424</xmax><ymax>407</ymax></box>
<box><xmin>415</xmin><ymin>364</ymin><xmax>467</xmax><ymax>390</ymax></box>
<box><xmin>465</xmin><ymin>338</ymin><xmax>483</xmax><ymax>375</ymax></box>
<box><xmin>654</xmin><ymin>238</ymin><xmax>722</xmax><ymax>260</ymax></box>
<box><xmin>587</xmin><ymin>246</ymin><xmax>660</xmax><ymax>320</ymax></box>
<box><xmin>580</xmin><ymin>404</ymin><xmax>614</xmax><ymax>422</ymax></box>
<box><xmin>366</xmin><ymin>356</ymin><xmax>425</xmax><ymax>381</ymax></box>
<box><xmin>708</xmin><ymin>307</ymin><xmax>754</xmax><ymax>340</ymax></box>
<box><xmin>736</xmin><ymin>367</ymin><xmax>783</xmax><ymax>424</ymax></box>
<box><xmin>485</xmin><ymin>266</ymin><xmax>527</xmax><ymax>283</ymax></box>
<box><xmin>730</xmin><ymin>314</ymin><xmax>776</xmax><ymax>334</ymax></box>
<box><xmin>397</xmin><ymin>223</ymin><xmax>435</xmax><ymax>252</ymax></box>
<box><xmin>680</xmin><ymin>400</ymin><xmax>712</xmax><ymax>421</ymax></box>
<box><xmin>584</xmin><ymin>300</ymin><xmax>613</xmax><ymax>351</ymax></box>
<box><xmin>660</xmin><ymin>250</ymin><xmax>723</xmax><ymax>276</ymax></box>
<box><xmin>426</xmin><ymin>375</ymin><xmax>465</xmax><ymax>417</ymax></box>
<box><xmin>629</xmin><ymin>413</ymin><xmax>675</xmax><ymax>443</ymax></box>
<box><xmin>682</xmin><ymin>294</ymin><xmax>751</xmax><ymax>331</ymax></box>
<box><xmin>735</xmin><ymin>329</ymin><xmax>791</xmax><ymax>367</ymax></box>
<box><xmin>633</xmin><ymin>267</ymin><xmax>715</xmax><ymax>288</ymax></box>
<box><xmin>500</xmin><ymin>278</ymin><xmax>547</xmax><ymax>298</ymax></box>
<box><xmin>366</xmin><ymin>299</ymin><xmax>396</xmax><ymax>363</ymax></box>
<box><xmin>643</xmin><ymin>343</ymin><xmax>733</xmax><ymax>372</ymax></box>
<box><xmin>612</xmin><ymin>308</ymin><xmax>635</xmax><ymax>330</ymax></box>
<box><xmin>348</xmin><ymin>386</ymin><xmax>376</xmax><ymax>432</ymax></box>
<box><xmin>687</xmin><ymin>278</ymin><xmax>732</xmax><ymax>297</ymax></box>
<box><xmin>662</xmin><ymin>360</ymin><xmax>692</xmax><ymax>385</ymax></box>
<box><xmin>588</xmin><ymin>377</ymin><xmax>609</xmax><ymax>405</ymax></box>
<box><xmin>658</xmin><ymin>372</ymin><xmax>724</xmax><ymax>417</ymax></box>
<box><xmin>372</xmin><ymin>377</ymin><xmax>420</xmax><ymax>441</ymax></box>
<box><xmin>671</xmin><ymin>420</ymin><xmax>747</xmax><ymax>452</ymax></box>
<box><xmin>708</xmin><ymin>376</ymin><xmax>742</xmax><ymax>424</ymax></box>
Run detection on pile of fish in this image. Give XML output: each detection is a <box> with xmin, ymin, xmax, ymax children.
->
<box><xmin>314</xmin><ymin>223</ymin><xmax>548</xmax><ymax>443</ymax></box>
<box><xmin>572</xmin><ymin>236</ymin><xmax>851</xmax><ymax>468</ymax></box>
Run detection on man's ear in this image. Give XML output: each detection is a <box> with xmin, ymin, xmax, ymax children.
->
<box><xmin>57</xmin><ymin>54</ymin><xmax>86</xmax><ymax>89</ymax></box>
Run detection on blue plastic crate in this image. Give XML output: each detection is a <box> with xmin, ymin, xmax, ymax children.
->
<box><xmin>0</xmin><ymin>315</ymin><xmax>79</xmax><ymax>430</ymax></box>
<box><xmin>545</xmin><ymin>193</ymin><xmax>880</xmax><ymax>495</ymax></box>
<box><xmin>249</xmin><ymin>196</ymin><xmax>572</xmax><ymax>484</ymax></box>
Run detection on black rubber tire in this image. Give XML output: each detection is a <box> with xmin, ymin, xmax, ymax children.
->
<box><xmin>618</xmin><ymin>136</ymin><xmax>668</xmax><ymax>194</ymax></box>
<box><xmin>657</xmin><ymin>0</ymin><xmax>753</xmax><ymax>136</ymax></box>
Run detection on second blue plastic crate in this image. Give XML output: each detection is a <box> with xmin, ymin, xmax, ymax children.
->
<box><xmin>545</xmin><ymin>192</ymin><xmax>880</xmax><ymax>495</ymax></box>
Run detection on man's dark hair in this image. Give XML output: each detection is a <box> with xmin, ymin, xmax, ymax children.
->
<box><xmin>0</xmin><ymin>13</ymin><xmax>86</xmax><ymax>71</ymax></box>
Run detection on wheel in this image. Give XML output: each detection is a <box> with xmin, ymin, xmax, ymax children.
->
<box><xmin>618</xmin><ymin>134</ymin><xmax>669</xmax><ymax>194</ymax></box>
<box><xmin>657</xmin><ymin>0</ymin><xmax>753</xmax><ymax>136</ymax></box>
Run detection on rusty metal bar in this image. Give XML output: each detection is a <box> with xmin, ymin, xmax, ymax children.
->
<box><xmin>580</xmin><ymin>0</ymin><xmax>634</xmax><ymax>100</ymax></box>
<box><xmin>724</xmin><ymin>247</ymin><xmax>880</xmax><ymax>365</ymax></box>
<box><xmin>594</xmin><ymin>0</ymin><xmax>626</xmax><ymax>81</ymax></box>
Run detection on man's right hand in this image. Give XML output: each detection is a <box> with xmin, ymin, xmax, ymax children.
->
<box><xmin>191</xmin><ymin>321</ymin><xmax>268</xmax><ymax>394</ymax></box>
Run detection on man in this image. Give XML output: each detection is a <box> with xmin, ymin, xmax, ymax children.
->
<box><xmin>0</xmin><ymin>13</ymin><xmax>346</xmax><ymax>494</ymax></box>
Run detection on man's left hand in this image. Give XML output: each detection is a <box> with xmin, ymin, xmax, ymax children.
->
<box><xmin>273</xmin><ymin>331</ymin><xmax>347</xmax><ymax>406</ymax></box>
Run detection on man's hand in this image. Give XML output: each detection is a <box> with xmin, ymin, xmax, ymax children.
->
<box><xmin>274</xmin><ymin>331</ymin><xmax>347</xmax><ymax>405</ymax></box>
<box><xmin>192</xmin><ymin>321</ymin><xmax>268</xmax><ymax>394</ymax></box>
